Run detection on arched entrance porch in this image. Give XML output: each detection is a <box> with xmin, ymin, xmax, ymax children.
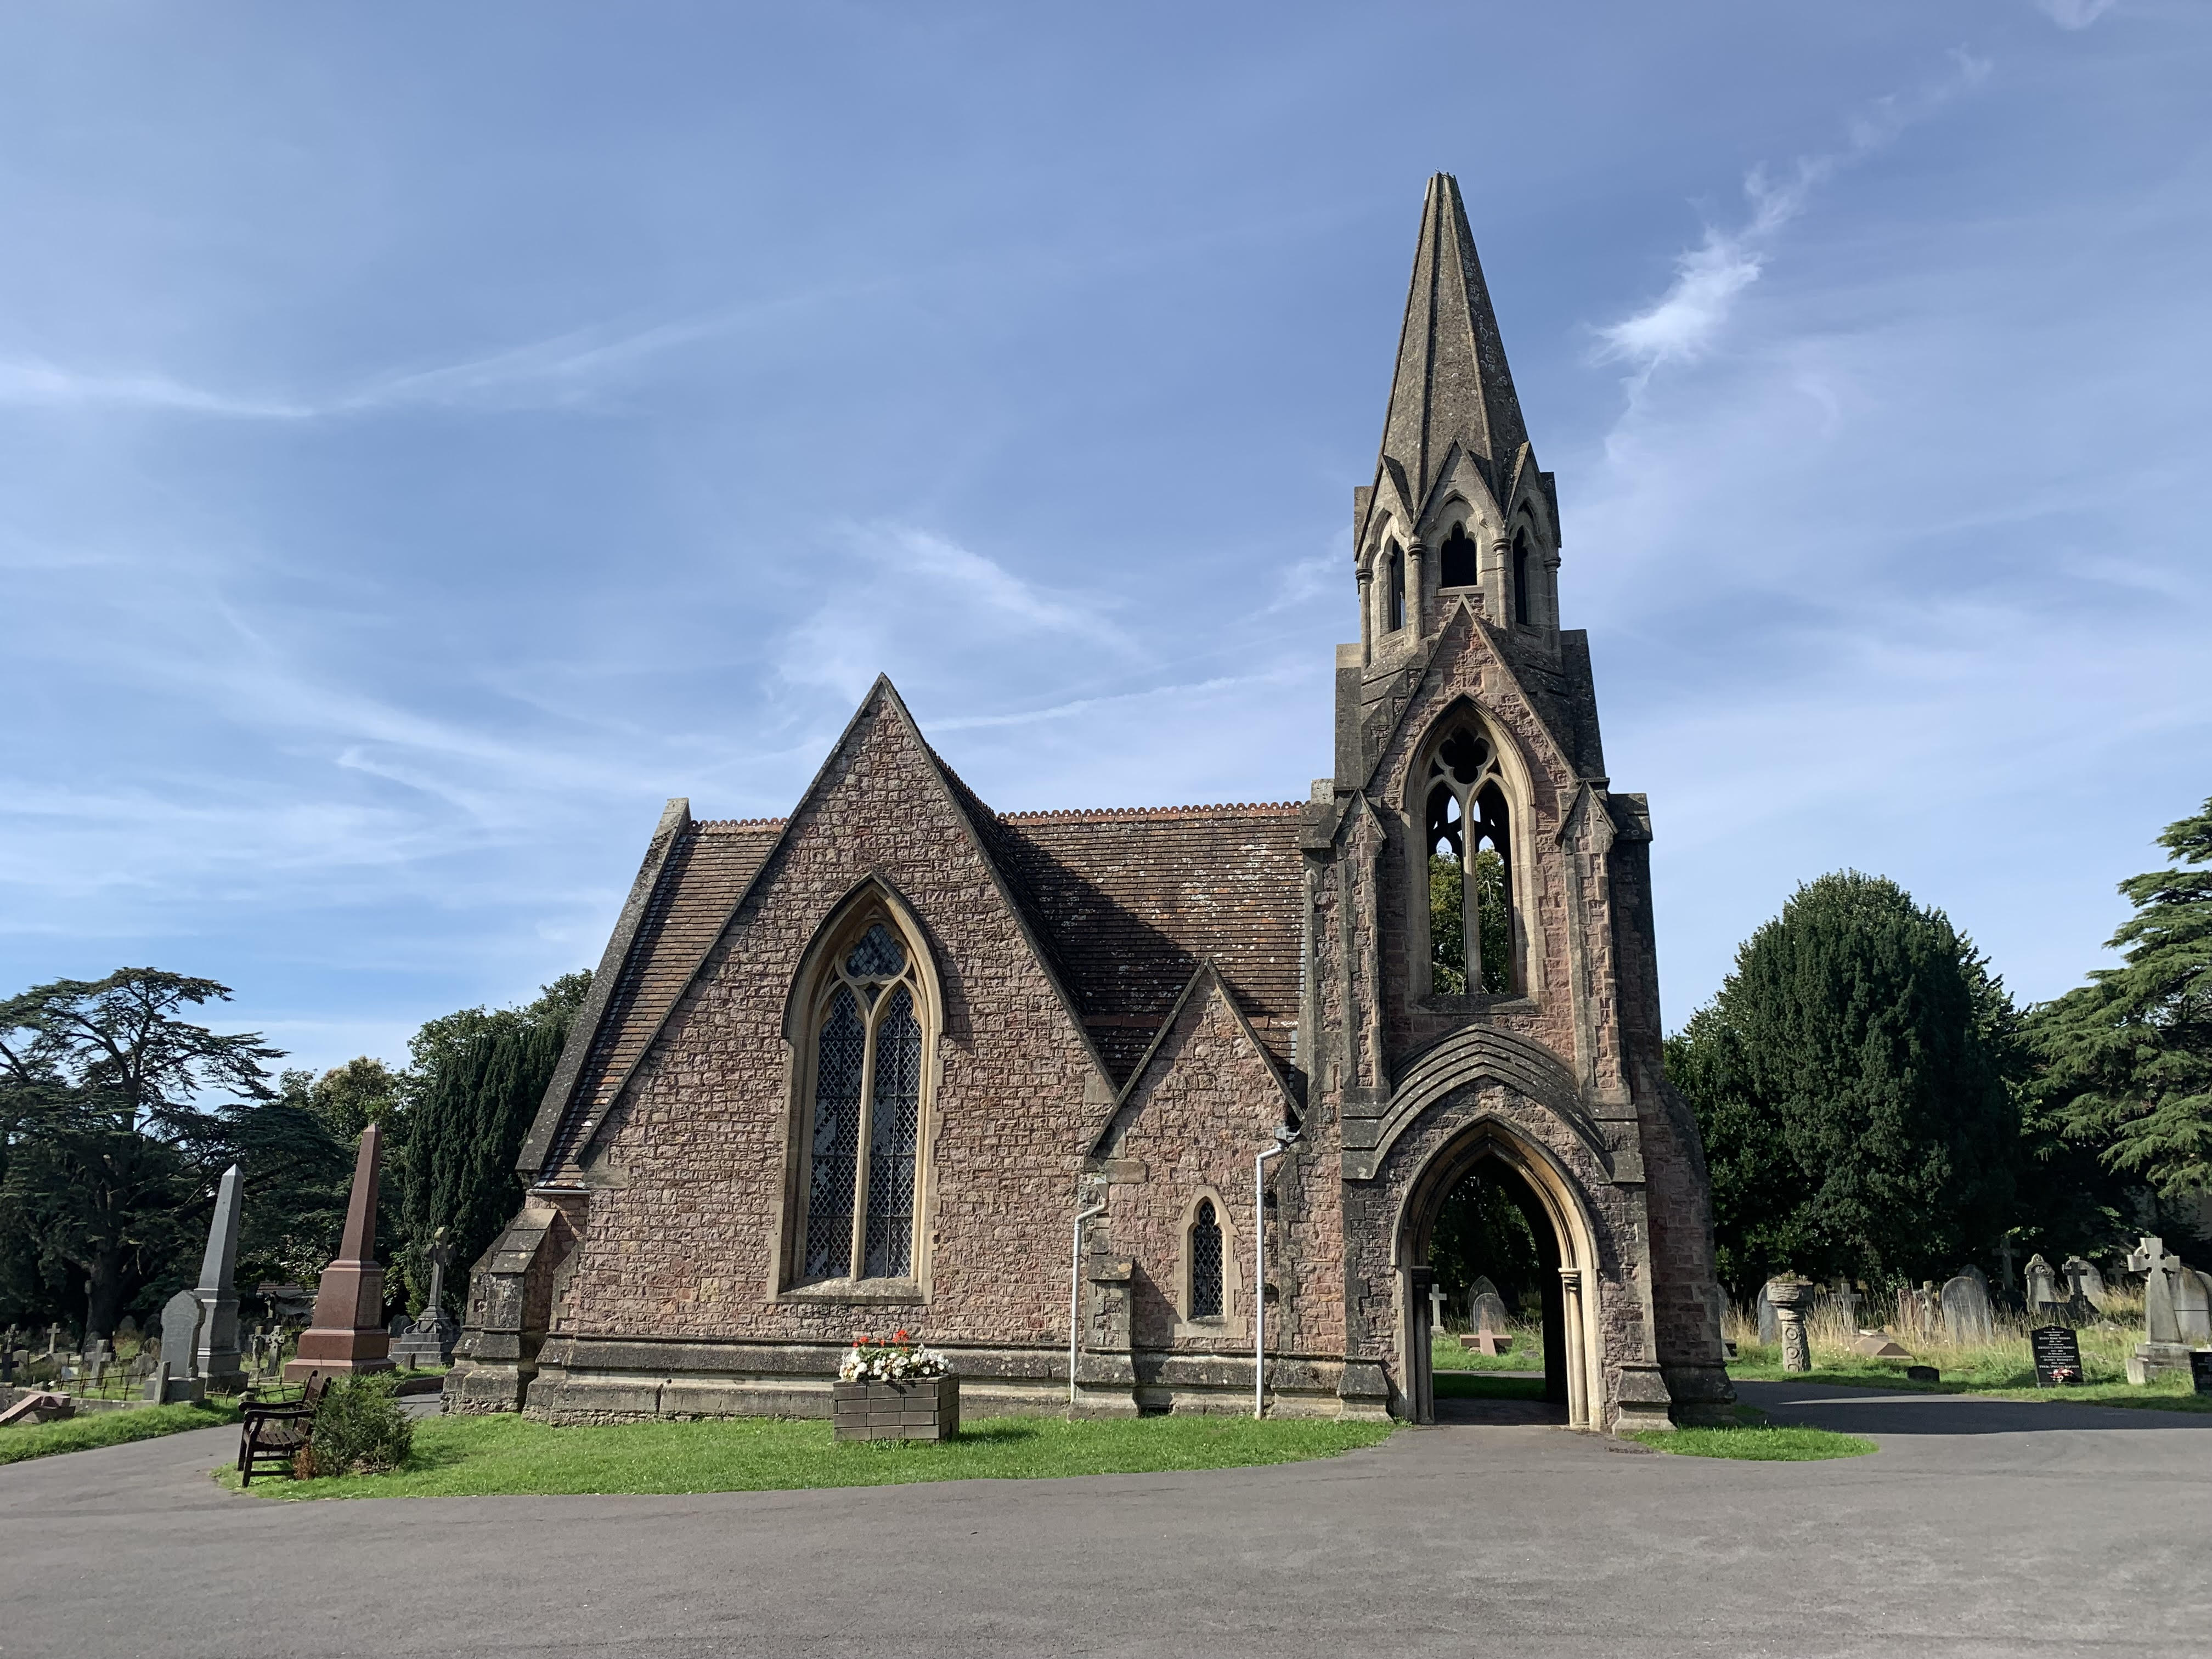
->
<box><xmin>1393</xmin><ymin>1120</ymin><xmax>1604</xmax><ymax>1430</ymax></box>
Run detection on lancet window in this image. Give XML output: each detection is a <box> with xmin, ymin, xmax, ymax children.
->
<box><xmin>1188</xmin><ymin>1199</ymin><xmax>1224</xmax><ymax>1319</ymax></box>
<box><xmin>1512</xmin><ymin>527</ymin><xmax>1535</xmax><ymax>627</ymax></box>
<box><xmin>800</xmin><ymin>917</ymin><xmax>928</xmax><ymax>1283</ymax></box>
<box><xmin>1425</xmin><ymin>724</ymin><xmax>1516</xmax><ymax>996</ymax></box>
<box><xmin>1385</xmin><ymin>541</ymin><xmax>1406</xmax><ymax>633</ymax></box>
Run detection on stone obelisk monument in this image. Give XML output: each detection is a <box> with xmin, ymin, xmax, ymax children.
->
<box><xmin>286</xmin><ymin>1124</ymin><xmax>395</xmax><ymax>1381</ymax></box>
<box><xmin>193</xmin><ymin>1162</ymin><xmax>247</xmax><ymax>1392</ymax></box>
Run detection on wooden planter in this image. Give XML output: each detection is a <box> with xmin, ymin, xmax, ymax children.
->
<box><xmin>833</xmin><ymin>1374</ymin><xmax>960</xmax><ymax>1442</ymax></box>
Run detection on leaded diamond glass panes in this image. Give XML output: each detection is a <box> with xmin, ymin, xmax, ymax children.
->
<box><xmin>803</xmin><ymin>988</ymin><xmax>864</xmax><ymax>1280</ymax></box>
<box><xmin>863</xmin><ymin>986</ymin><xmax>922</xmax><ymax>1279</ymax></box>
<box><xmin>845</xmin><ymin>922</ymin><xmax>905</xmax><ymax>980</ymax></box>
<box><xmin>1190</xmin><ymin>1200</ymin><xmax>1223</xmax><ymax>1318</ymax></box>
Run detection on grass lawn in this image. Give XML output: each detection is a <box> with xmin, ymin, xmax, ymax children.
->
<box><xmin>218</xmin><ymin>1410</ymin><xmax>1397</xmax><ymax>1500</ymax></box>
<box><xmin>1432</xmin><ymin>1328</ymin><xmax>1544</xmax><ymax>1374</ymax></box>
<box><xmin>1728</xmin><ymin>1350</ymin><xmax>2212</xmax><ymax>1415</ymax></box>
<box><xmin>0</xmin><ymin>1399</ymin><xmax>241</xmax><ymax>1466</ymax></box>
<box><xmin>1629</xmin><ymin>1414</ymin><xmax>1877</xmax><ymax>1462</ymax></box>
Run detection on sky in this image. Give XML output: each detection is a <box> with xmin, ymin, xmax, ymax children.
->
<box><xmin>1</xmin><ymin>1</ymin><xmax>2206</xmax><ymax>1076</ymax></box>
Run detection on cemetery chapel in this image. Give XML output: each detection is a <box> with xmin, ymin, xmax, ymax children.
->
<box><xmin>447</xmin><ymin>174</ymin><xmax>1735</xmax><ymax>1432</ymax></box>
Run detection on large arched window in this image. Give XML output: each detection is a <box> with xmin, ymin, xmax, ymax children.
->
<box><xmin>1425</xmin><ymin>724</ymin><xmax>1515</xmax><ymax>996</ymax></box>
<box><xmin>1438</xmin><ymin>523</ymin><xmax>1479</xmax><ymax>589</ymax></box>
<box><xmin>800</xmin><ymin>917</ymin><xmax>928</xmax><ymax>1283</ymax></box>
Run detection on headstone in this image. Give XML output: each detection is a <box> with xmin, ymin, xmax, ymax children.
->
<box><xmin>285</xmin><ymin>1123</ymin><xmax>396</xmax><ymax>1382</ymax></box>
<box><xmin>2175</xmin><ymin>1265</ymin><xmax>2212</xmax><ymax>1345</ymax></box>
<box><xmin>2125</xmin><ymin>1234</ymin><xmax>2191</xmax><ymax>1384</ymax></box>
<box><xmin>2030</xmin><ymin>1325</ymin><xmax>2084</xmax><ymax>1387</ymax></box>
<box><xmin>1942</xmin><ymin>1273</ymin><xmax>1995</xmax><ymax>1344</ymax></box>
<box><xmin>44</xmin><ymin>1324</ymin><xmax>60</xmax><ymax>1356</ymax></box>
<box><xmin>1995</xmin><ymin>1237</ymin><xmax>2018</xmax><ymax>1294</ymax></box>
<box><xmin>2062</xmin><ymin>1256</ymin><xmax>2108</xmax><ymax>1310</ymax></box>
<box><xmin>2024</xmin><ymin>1254</ymin><xmax>2062</xmax><ymax>1316</ymax></box>
<box><xmin>1756</xmin><ymin>1283</ymin><xmax>1779</xmax><ymax>1346</ymax></box>
<box><xmin>117</xmin><ymin>1315</ymin><xmax>138</xmax><ymax>1340</ymax></box>
<box><xmin>1470</xmin><ymin>1290</ymin><xmax>1511</xmax><ymax>1334</ymax></box>
<box><xmin>193</xmin><ymin>1162</ymin><xmax>247</xmax><ymax>1391</ymax></box>
<box><xmin>2191</xmin><ymin>1350</ymin><xmax>2212</xmax><ymax>1396</ymax></box>
<box><xmin>1961</xmin><ymin>1263</ymin><xmax>1991</xmax><ymax>1297</ymax></box>
<box><xmin>151</xmin><ymin>1290</ymin><xmax>205</xmax><ymax>1404</ymax></box>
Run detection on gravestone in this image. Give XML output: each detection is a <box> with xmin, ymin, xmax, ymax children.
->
<box><xmin>2191</xmin><ymin>1350</ymin><xmax>2212</xmax><ymax>1396</ymax></box>
<box><xmin>151</xmin><ymin>1290</ymin><xmax>205</xmax><ymax>1404</ymax></box>
<box><xmin>1471</xmin><ymin>1290</ymin><xmax>1511</xmax><ymax>1334</ymax></box>
<box><xmin>1942</xmin><ymin>1273</ymin><xmax>1995</xmax><ymax>1343</ymax></box>
<box><xmin>1757</xmin><ymin>1283</ymin><xmax>1779</xmax><ymax>1346</ymax></box>
<box><xmin>1961</xmin><ymin>1263</ymin><xmax>1990</xmax><ymax>1296</ymax></box>
<box><xmin>117</xmin><ymin>1315</ymin><xmax>138</xmax><ymax>1341</ymax></box>
<box><xmin>2175</xmin><ymin>1265</ymin><xmax>2212</xmax><ymax>1345</ymax></box>
<box><xmin>2062</xmin><ymin>1256</ymin><xmax>2108</xmax><ymax>1310</ymax></box>
<box><xmin>2024</xmin><ymin>1254</ymin><xmax>2062</xmax><ymax>1316</ymax></box>
<box><xmin>193</xmin><ymin>1161</ymin><xmax>247</xmax><ymax>1391</ymax></box>
<box><xmin>286</xmin><ymin>1124</ymin><xmax>395</xmax><ymax>1381</ymax></box>
<box><xmin>2125</xmin><ymin>1234</ymin><xmax>2191</xmax><ymax>1384</ymax></box>
<box><xmin>393</xmin><ymin>1231</ymin><xmax>462</xmax><ymax>1369</ymax></box>
<box><xmin>1995</xmin><ymin>1238</ymin><xmax>2018</xmax><ymax>1294</ymax></box>
<box><xmin>2030</xmin><ymin>1325</ymin><xmax>2084</xmax><ymax>1387</ymax></box>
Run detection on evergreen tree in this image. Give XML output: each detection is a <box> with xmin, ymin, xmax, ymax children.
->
<box><xmin>2029</xmin><ymin>798</ymin><xmax>2212</xmax><ymax>1199</ymax></box>
<box><xmin>396</xmin><ymin>973</ymin><xmax>589</xmax><ymax>1314</ymax></box>
<box><xmin>1666</xmin><ymin>872</ymin><xmax>2020</xmax><ymax>1294</ymax></box>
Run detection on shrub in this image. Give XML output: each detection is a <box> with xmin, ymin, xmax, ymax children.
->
<box><xmin>307</xmin><ymin>1374</ymin><xmax>414</xmax><ymax>1476</ymax></box>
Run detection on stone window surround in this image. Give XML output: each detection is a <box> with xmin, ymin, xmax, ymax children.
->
<box><xmin>1401</xmin><ymin>700</ymin><xmax>1540</xmax><ymax>1011</ymax></box>
<box><xmin>772</xmin><ymin>882</ymin><xmax>941</xmax><ymax>1307</ymax></box>
<box><xmin>1173</xmin><ymin>1185</ymin><xmax>1248</xmax><ymax>1342</ymax></box>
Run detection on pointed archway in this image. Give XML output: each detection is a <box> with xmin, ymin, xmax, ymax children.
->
<box><xmin>1393</xmin><ymin>1118</ymin><xmax>1604</xmax><ymax>1429</ymax></box>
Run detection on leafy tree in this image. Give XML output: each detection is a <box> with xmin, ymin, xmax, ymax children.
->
<box><xmin>396</xmin><ymin>973</ymin><xmax>590</xmax><ymax>1314</ymax></box>
<box><xmin>0</xmin><ymin>970</ymin><xmax>283</xmax><ymax>1339</ymax></box>
<box><xmin>2029</xmin><ymin>798</ymin><xmax>2212</xmax><ymax>1201</ymax></box>
<box><xmin>1666</xmin><ymin>872</ymin><xmax>2021</xmax><ymax>1294</ymax></box>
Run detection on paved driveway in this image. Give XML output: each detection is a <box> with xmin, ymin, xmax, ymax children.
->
<box><xmin>3</xmin><ymin>1383</ymin><xmax>2207</xmax><ymax>1658</ymax></box>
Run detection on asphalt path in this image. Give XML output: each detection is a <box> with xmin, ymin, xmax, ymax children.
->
<box><xmin>3</xmin><ymin>1381</ymin><xmax>2208</xmax><ymax>1658</ymax></box>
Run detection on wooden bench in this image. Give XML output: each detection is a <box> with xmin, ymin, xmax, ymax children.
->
<box><xmin>236</xmin><ymin>1374</ymin><xmax>328</xmax><ymax>1486</ymax></box>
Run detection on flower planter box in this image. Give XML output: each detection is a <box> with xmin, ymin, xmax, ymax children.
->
<box><xmin>832</xmin><ymin>1375</ymin><xmax>960</xmax><ymax>1442</ymax></box>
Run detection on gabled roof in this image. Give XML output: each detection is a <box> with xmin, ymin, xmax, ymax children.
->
<box><xmin>521</xmin><ymin>679</ymin><xmax>1307</xmax><ymax>1183</ymax></box>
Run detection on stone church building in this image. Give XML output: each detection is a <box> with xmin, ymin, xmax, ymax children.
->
<box><xmin>447</xmin><ymin>175</ymin><xmax>1734</xmax><ymax>1432</ymax></box>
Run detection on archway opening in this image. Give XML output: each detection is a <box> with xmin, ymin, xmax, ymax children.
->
<box><xmin>1429</xmin><ymin>1158</ymin><xmax>1567</xmax><ymax>1408</ymax></box>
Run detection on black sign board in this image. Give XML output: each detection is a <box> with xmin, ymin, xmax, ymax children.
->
<box><xmin>2190</xmin><ymin>1350</ymin><xmax>2212</xmax><ymax>1396</ymax></box>
<box><xmin>2031</xmin><ymin>1325</ymin><xmax>2083</xmax><ymax>1387</ymax></box>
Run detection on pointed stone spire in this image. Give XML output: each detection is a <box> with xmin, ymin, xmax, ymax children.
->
<box><xmin>193</xmin><ymin>1162</ymin><xmax>246</xmax><ymax>1391</ymax></box>
<box><xmin>1376</xmin><ymin>173</ymin><xmax>1532</xmax><ymax>518</ymax></box>
<box><xmin>285</xmin><ymin>1122</ymin><xmax>395</xmax><ymax>1381</ymax></box>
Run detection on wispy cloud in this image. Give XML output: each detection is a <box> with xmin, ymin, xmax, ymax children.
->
<box><xmin>0</xmin><ymin>358</ymin><xmax>310</xmax><ymax>418</ymax></box>
<box><xmin>2035</xmin><ymin>0</ymin><xmax>2117</xmax><ymax>28</ymax></box>
<box><xmin>1595</xmin><ymin>54</ymin><xmax>1991</xmax><ymax>383</ymax></box>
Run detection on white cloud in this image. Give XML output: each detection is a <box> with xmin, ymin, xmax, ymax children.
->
<box><xmin>2035</xmin><ymin>0</ymin><xmax>2117</xmax><ymax>28</ymax></box>
<box><xmin>1595</xmin><ymin>54</ymin><xmax>1991</xmax><ymax>380</ymax></box>
<box><xmin>0</xmin><ymin>358</ymin><xmax>308</xmax><ymax>418</ymax></box>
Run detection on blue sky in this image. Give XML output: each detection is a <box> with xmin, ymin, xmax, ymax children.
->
<box><xmin>2</xmin><ymin>1</ymin><xmax>2205</xmax><ymax>1075</ymax></box>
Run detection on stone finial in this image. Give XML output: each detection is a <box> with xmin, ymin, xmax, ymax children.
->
<box><xmin>1764</xmin><ymin>1276</ymin><xmax>1817</xmax><ymax>1374</ymax></box>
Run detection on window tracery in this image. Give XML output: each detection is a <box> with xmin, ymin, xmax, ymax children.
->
<box><xmin>1438</xmin><ymin>522</ymin><xmax>1479</xmax><ymax>589</ymax></box>
<box><xmin>799</xmin><ymin>918</ymin><xmax>928</xmax><ymax>1283</ymax></box>
<box><xmin>1425</xmin><ymin>724</ymin><xmax>1516</xmax><ymax>996</ymax></box>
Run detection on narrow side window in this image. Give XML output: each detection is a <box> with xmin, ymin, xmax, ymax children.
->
<box><xmin>1189</xmin><ymin>1200</ymin><xmax>1224</xmax><ymax>1318</ymax></box>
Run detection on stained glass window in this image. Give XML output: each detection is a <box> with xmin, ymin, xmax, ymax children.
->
<box><xmin>864</xmin><ymin>986</ymin><xmax>922</xmax><ymax>1278</ymax></box>
<box><xmin>799</xmin><ymin>915</ymin><xmax>930</xmax><ymax>1285</ymax></box>
<box><xmin>804</xmin><ymin>988</ymin><xmax>864</xmax><ymax>1280</ymax></box>
<box><xmin>1190</xmin><ymin>1200</ymin><xmax>1223</xmax><ymax>1319</ymax></box>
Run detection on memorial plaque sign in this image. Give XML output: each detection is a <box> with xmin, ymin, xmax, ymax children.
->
<box><xmin>2190</xmin><ymin>1350</ymin><xmax>2212</xmax><ymax>1396</ymax></box>
<box><xmin>2031</xmin><ymin>1325</ymin><xmax>2083</xmax><ymax>1387</ymax></box>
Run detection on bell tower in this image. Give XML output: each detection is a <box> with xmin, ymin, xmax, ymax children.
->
<box><xmin>1310</xmin><ymin>174</ymin><xmax>1735</xmax><ymax>1432</ymax></box>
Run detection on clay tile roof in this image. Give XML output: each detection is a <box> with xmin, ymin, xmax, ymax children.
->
<box><xmin>541</xmin><ymin>819</ymin><xmax>781</xmax><ymax>1178</ymax></box>
<box><xmin>990</xmin><ymin>804</ymin><xmax>1305</xmax><ymax>1082</ymax></box>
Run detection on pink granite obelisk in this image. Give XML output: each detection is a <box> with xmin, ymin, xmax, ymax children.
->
<box><xmin>285</xmin><ymin>1123</ymin><xmax>396</xmax><ymax>1381</ymax></box>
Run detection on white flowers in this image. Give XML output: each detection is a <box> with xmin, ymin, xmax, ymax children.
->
<box><xmin>838</xmin><ymin>1331</ymin><xmax>951</xmax><ymax>1381</ymax></box>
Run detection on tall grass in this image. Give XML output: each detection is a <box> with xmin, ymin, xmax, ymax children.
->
<box><xmin>1723</xmin><ymin>1290</ymin><xmax>2148</xmax><ymax>1386</ymax></box>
